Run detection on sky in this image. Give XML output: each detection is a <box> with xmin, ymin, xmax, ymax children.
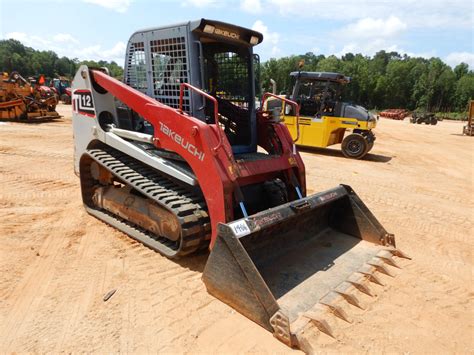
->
<box><xmin>1</xmin><ymin>0</ymin><xmax>473</xmax><ymax>68</ymax></box>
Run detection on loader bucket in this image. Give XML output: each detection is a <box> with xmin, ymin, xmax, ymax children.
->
<box><xmin>202</xmin><ymin>184</ymin><xmax>409</xmax><ymax>349</ymax></box>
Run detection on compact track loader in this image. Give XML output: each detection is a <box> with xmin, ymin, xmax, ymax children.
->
<box><xmin>73</xmin><ymin>19</ymin><xmax>408</xmax><ymax>351</ymax></box>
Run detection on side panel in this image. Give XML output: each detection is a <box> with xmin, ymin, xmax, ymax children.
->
<box><xmin>72</xmin><ymin>69</ymin><xmax>105</xmax><ymax>175</ymax></box>
<box><xmin>283</xmin><ymin>114</ymin><xmax>376</xmax><ymax>148</ymax></box>
<box><xmin>72</xmin><ymin>65</ymin><xmax>198</xmax><ymax>185</ymax></box>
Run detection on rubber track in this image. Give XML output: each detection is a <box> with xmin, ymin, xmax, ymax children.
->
<box><xmin>81</xmin><ymin>146</ymin><xmax>210</xmax><ymax>258</ymax></box>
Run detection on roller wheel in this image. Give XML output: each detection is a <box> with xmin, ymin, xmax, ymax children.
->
<box><xmin>367</xmin><ymin>141</ymin><xmax>374</xmax><ymax>152</ymax></box>
<box><xmin>431</xmin><ymin>118</ymin><xmax>438</xmax><ymax>125</ymax></box>
<box><xmin>341</xmin><ymin>133</ymin><xmax>369</xmax><ymax>159</ymax></box>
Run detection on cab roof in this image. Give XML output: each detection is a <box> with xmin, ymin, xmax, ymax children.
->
<box><xmin>131</xmin><ymin>18</ymin><xmax>263</xmax><ymax>47</ymax></box>
<box><xmin>290</xmin><ymin>71</ymin><xmax>351</xmax><ymax>84</ymax></box>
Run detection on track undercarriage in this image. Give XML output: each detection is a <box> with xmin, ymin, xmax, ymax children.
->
<box><xmin>80</xmin><ymin>145</ymin><xmax>210</xmax><ymax>257</ymax></box>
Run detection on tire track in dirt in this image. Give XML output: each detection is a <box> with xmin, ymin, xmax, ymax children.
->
<box><xmin>311</xmin><ymin>167</ymin><xmax>474</xmax><ymax>208</ymax></box>
<box><xmin>345</xmin><ymin>185</ymin><xmax>473</xmax><ymax>244</ymax></box>
<box><xmin>0</xmin><ymin>147</ymin><xmax>71</xmax><ymax>161</ymax></box>
<box><xmin>0</xmin><ymin>214</ymin><xmax>75</xmax><ymax>351</ymax></box>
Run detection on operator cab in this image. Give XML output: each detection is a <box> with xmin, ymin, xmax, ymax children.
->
<box><xmin>290</xmin><ymin>72</ymin><xmax>348</xmax><ymax>117</ymax></box>
<box><xmin>122</xmin><ymin>19</ymin><xmax>262</xmax><ymax>155</ymax></box>
<box><xmin>289</xmin><ymin>71</ymin><xmax>372</xmax><ymax>122</ymax></box>
<box><xmin>290</xmin><ymin>71</ymin><xmax>351</xmax><ymax>117</ymax></box>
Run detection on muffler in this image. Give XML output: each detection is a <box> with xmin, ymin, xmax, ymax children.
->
<box><xmin>202</xmin><ymin>185</ymin><xmax>409</xmax><ymax>349</ymax></box>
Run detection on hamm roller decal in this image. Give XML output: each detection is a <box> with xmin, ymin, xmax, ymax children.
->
<box><xmin>73</xmin><ymin>89</ymin><xmax>95</xmax><ymax>117</ymax></box>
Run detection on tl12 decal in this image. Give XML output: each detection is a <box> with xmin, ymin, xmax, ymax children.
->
<box><xmin>73</xmin><ymin>89</ymin><xmax>95</xmax><ymax>117</ymax></box>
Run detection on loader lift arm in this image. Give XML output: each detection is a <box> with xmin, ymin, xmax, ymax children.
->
<box><xmin>85</xmin><ymin>68</ymin><xmax>305</xmax><ymax>248</ymax></box>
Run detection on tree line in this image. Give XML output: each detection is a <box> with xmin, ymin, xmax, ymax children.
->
<box><xmin>0</xmin><ymin>39</ymin><xmax>124</xmax><ymax>79</ymax></box>
<box><xmin>1</xmin><ymin>38</ymin><xmax>472</xmax><ymax>112</ymax></box>
<box><xmin>260</xmin><ymin>51</ymin><xmax>473</xmax><ymax>112</ymax></box>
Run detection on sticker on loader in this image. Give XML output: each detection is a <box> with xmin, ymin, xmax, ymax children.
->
<box><xmin>228</xmin><ymin>219</ymin><xmax>251</xmax><ymax>237</ymax></box>
<box><xmin>73</xmin><ymin>89</ymin><xmax>95</xmax><ymax>117</ymax></box>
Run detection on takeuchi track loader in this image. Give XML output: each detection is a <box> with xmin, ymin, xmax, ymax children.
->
<box><xmin>72</xmin><ymin>19</ymin><xmax>409</xmax><ymax>351</ymax></box>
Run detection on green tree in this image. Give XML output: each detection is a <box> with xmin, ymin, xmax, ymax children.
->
<box><xmin>0</xmin><ymin>39</ymin><xmax>124</xmax><ymax>80</ymax></box>
<box><xmin>454</xmin><ymin>73</ymin><xmax>474</xmax><ymax>111</ymax></box>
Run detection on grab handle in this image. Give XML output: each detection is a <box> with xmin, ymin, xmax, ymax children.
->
<box><xmin>261</xmin><ymin>92</ymin><xmax>301</xmax><ymax>143</ymax></box>
<box><xmin>179</xmin><ymin>83</ymin><xmax>223</xmax><ymax>153</ymax></box>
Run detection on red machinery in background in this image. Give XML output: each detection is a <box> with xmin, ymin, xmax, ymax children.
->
<box><xmin>379</xmin><ymin>108</ymin><xmax>409</xmax><ymax>120</ymax></box>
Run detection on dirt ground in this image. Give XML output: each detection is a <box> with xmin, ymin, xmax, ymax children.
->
<box><xmin>0</xmin><ymin>105</ymin><xmax>472</xmax><ymax>353</ymax></box>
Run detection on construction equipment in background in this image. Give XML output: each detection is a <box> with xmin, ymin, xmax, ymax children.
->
<box><xmin>463</xmin><ymin>100</ymin><xmax>474</xmax><ymax>136</ymax></box>
<box><xmin>380</xmin><ymin>108</ymin><xmax>409</xmax><ymax>120</ymax></box>
<box><xmin>50</xmin><ymin>76</ymin><xmax>72</xmax><ymax>104</ymax></box>
<box><xmin>72</xmin><ymin>19</ymin><xmax>408</xmax><ymax>351</ymax></box>
<box><xmin>410</xmin><ymin>111</ymin><xmax>438</xmax><ymax>125</ymax></box>
<box><xmin>0</xmin><ymin>71</ymin><xmax>61</xmax><ymax>120</ymax></box>
<box><xmin>274</xmin><ymin>72</ymin><xmax>377</xmax><ymax>159</ymax></box>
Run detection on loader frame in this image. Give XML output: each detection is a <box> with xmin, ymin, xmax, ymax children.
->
<box><xmin>74</xmin><ymin>67</ymin><xmax>305</xmax><ymax>247</ymax></box>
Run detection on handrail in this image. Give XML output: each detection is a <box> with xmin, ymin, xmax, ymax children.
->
<box><xmin>179</xmin><ymin>82</ymin><xmax>224</xmax><ymax>153</ymax></box>
<box><xmin>261</xmin><ymin>92</ymin><xmax>301</xmax><ymax>143</ymax></box>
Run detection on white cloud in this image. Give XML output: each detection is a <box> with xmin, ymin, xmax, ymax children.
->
<box><xmin>183</xmin><ymin>0</ymin><xmax>219</xmax><ymax>7</ymax></box>
<box><xmin>445</xmin><ymin>52</ymin><xmax>474</xmax><ymax>69</ymax></box>
<box><xmin>336</xmin><ymin>16</ymin><xmax>407</xmax><ymax>40</ymax></box>
<box><xmin>241</xmin><ymin>0</ymin><xmax>262</xmax><ymax>14</ymax></box>
<box><xmin>334</xmin><ymin>41</ymin><xmax>399</xmax><ymax>58</ymax></box>
<box><xmin>79</xmin><ymin>41</ymin><xmax>126</xmax><ymax>64</ymax></box>
<box><xmin>330</xmin><ymin>16</ymin><xmax>409</xmax><ymax>58</ymax></box>
<box><xmin>82</xmin><ymin>0</ymin><xmax>131</xmax><ymax>13</ymax></box>
<box><xmin>53</xmin><ymin>33</ymin><xmax>79</xmax><ymax>44</ymax></box>
<box><xmin>5</xmin><ymin>32</ymin><xmax>28</xmax><ymax>42</ymax></box>
<box><xmin>6</xmin><ymin>32</ymin><xmax>51</xmax><ymax>47</ymax></box>
<box><xmin>252</xmin><ymin>20</ymin><xmax>281</xmax><ymax>58</ymax></box>
<box><xmin>4</xmin><ymin>31</ymin><xmax>126</xmax><ymax>64</ymax></box>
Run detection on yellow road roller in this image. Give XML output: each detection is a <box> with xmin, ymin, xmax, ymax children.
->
<box><xmin>275</xmin><ymin>72</ymin><xmax>377</xmax><ymax>159</ymax></box>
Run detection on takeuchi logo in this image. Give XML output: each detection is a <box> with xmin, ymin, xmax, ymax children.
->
<box><xmin>214</xmin><ymin>28</ymin><xmax>240</xmax><ymax>40</ymax></box>
<box><xmin>159</xmin><ymin>122</ymin><xmax>205</xmax><ymax>161</ymax></box>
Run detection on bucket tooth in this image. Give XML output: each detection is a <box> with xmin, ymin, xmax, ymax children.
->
<box><xmin>319</xmin><ymin>302</ymin><xmax>352</xmax><ymax>323</ymax></box>
<box><xmin>347</xmin><ymin>280</ymin><xmax>374</xmax><ymax>297</ymax></box>
<box><xmin>357</xmin><ymin>271</ymin><xmax>384</xmax><ymax>286</ymax></box>
<box><xmin>377</xmin><ymin>256</ymin><xmax>401</xmax><ymax>269</ymax></box>
<box><xmin>388</xmin><ymin>248</ymin><xmax>412</xmax><ymax>260</ymax></box>
<box><xmin>347</xmin><ymin>273</ymin><xmax>374</xmax><ymax>296</ymax></box>
<box><xmin>303</xmin><ymin>311</ymin><xmax>335</xmax><ymax>338</ymax></box>
<box><xmin>368</xmin><ymin>259</ymin><xmax>394</xmax><ymax>277</ymax></box>
<box><xmin>334</xmin><ymin>289</ymin><xmax>365</xmax><ymax>309</ymax></box>
<box><xmin>376</xmin><ymin>250</ymin><xmax>401</xmax><ymax>269</ymax></box>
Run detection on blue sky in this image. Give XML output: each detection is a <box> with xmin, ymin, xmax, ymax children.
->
<box><xmin>1</xmin><ymin>0</ymin><xmax>473</xmax><ymax>68</ymax></box>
